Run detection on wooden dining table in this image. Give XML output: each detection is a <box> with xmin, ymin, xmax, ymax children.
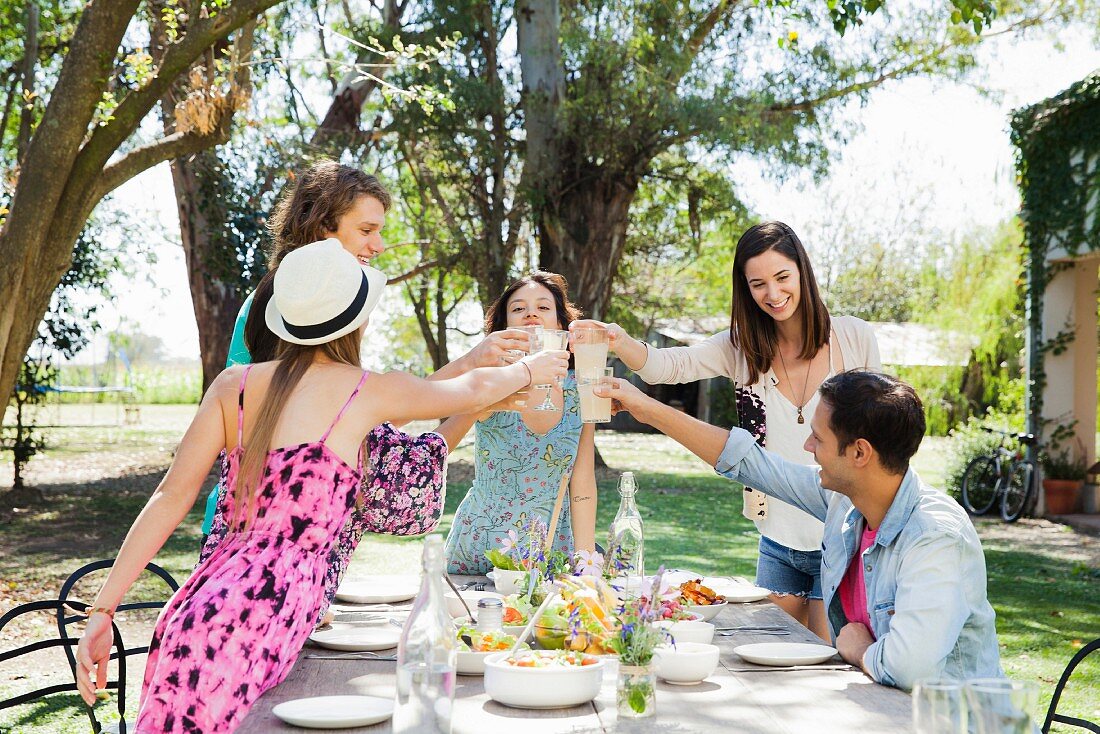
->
<box><xmin>238</xmin><ymin>575</ymin><xmax>911</xmax><ymax>733</ymax></box>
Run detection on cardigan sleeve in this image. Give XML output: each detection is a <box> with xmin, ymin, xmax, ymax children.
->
<box><xmin>634</xmin><ymin>330</ymin><xmax>741</xmax><ymax>384</ymax></box>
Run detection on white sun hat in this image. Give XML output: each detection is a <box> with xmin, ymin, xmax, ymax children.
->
<box><xmin>265</xmin><ymin>238</ymin><xmax>387</xmax><ymax>346</ymax></box>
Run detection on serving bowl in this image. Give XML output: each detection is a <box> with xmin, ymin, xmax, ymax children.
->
<box><xmin>456</xmin><ymin>649</ymin><xmax>494</xmax><ymax>675</ymax></box>
<box><xmin>488</xmin><ymin>568</ymin><xmax>529</xmax><ymax>595</ymax></box>
<box><xmin>483</xmin><ymin>652</ymin><xmax>605</xmax><ymax>709</ymax></box>
<box><xmin>653</xmin><ymin>642</ymin><xmax>720</xmax><ymax>685</ymax></box>
<box><xmin>654</xmin><ymin>620</ymin><xmax>715</xmax><ymax>645</ymax></box>
<box><xmin>533</xmin><ymin>624</ymin><xmax>568</xmax><ymax>650</ymax></box>
<box><xmin>443</xmin><ymin>590</ymin><xmax>504</xmax><ymax>619</ymax></box>
<box><xmin>683</xmin><ymin>599</ymin><xmax>727</xmax><ymax>622</ymax></box>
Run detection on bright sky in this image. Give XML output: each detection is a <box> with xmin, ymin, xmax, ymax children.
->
<box><xmin>99</xmin><ymin>29</ymin><xmax>1100</xmax><ymax>363</ymax></box>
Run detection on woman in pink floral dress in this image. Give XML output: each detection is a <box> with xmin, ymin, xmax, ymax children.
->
<box><xmin>75</xmin><ymin>240</ymin><xmax>568</xmax><ymax>732</ymax></box>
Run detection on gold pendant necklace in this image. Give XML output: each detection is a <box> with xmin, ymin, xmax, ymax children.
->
<box><xmin>777</xmin><ymin>348</ymin><xmax>811</xmax><ymax>425</ymax></box>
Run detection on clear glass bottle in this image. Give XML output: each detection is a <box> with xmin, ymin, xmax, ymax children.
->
<box><xmin>394</xmin><ymin>535</ymin><xmax>456</xmax><ymax>733</ymax></box>
<box><xmin>605</xmin><ymin>471</ymin><xmax>645</xmax><ymax>580</ymax></box>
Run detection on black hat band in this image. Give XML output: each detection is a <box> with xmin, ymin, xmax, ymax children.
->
<box><xmin>283</xmin><ymin>271</ymin><xmax>370</xmax><ymax>340</ymax></box>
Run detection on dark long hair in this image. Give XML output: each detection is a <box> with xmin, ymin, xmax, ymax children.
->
<box><xmin>729</xmin><ymin>221</ymin><xmax>830</xmax><ymax>385</ymax></box>
<box><xmin>484</xmin><ymin>272</ymin><xmax>582</xmax><ymax>368</ymax></box>
<box><xmin>244</xmin><ymin>271</ymin><xmax>279</xmax><ymax>362</ymax></box>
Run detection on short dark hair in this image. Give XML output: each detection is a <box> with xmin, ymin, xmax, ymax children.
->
<box><xmin>817</xmin><ymin>371</ymin><xmax>925</xmax><ymax>475</ymax></box>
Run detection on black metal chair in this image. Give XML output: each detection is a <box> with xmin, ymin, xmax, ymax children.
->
<box><xmin>0</xmin><ymin>560</ymin><xmax>179</xmax><ymax>733</ymax></box>
<box><xmin>1042</xmin><ymin>636</ymin><xmax>1100</xmax><ymax>733</ymax></box>
<box><xmin>0</xmin><ymin>598</ymin><xmax>126</xmax><ymax>733</ymax></box>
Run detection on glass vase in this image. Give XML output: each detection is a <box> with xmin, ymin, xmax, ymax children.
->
<box><xmin>617</xmin><ymin>663</ymin><xmax>656</xmax><ymax>719</ymax></box>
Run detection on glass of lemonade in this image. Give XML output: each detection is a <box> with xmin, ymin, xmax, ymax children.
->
<box><xmin>534</xmin><ymin>329</ymin><xmax>569</xmax><ymax>411</ymax></box>
<box><xmin>572</xmin><ymin>325</ymin><xmax>609</xmax><ymax>375</ymax></box>
<box><xmin>578</xmin><ymin>367</ymin><xmax>613</xmax><ymax>423</ymax></box>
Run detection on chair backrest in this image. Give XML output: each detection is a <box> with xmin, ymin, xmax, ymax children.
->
<box><xmin>56</xmin><ymin>559</ymin><xmax>180</xmax><ymax>673</ymax></box>
<box><xmin>0</xmin><ymin>598</ymin><xmax>126</xmax><ymax>734</ymax></box>
<box><xmin>1042</xmin><ymin>637</ymin><xmax>1100</xmax><ymax>733</ymax></box>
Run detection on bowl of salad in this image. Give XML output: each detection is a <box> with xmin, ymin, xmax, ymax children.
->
<box><xmin>455</xmin><ymin>625</ymin><xmax>526</xmax><ymax>675</ymax></box>
<box><xmin>483</xmin><ymin>650</ymin><xmax>605</xmax><ymax>708</ymax></box>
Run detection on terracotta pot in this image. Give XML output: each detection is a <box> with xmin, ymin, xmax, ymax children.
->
<box><xmin>1043</xmin><ymin>479</ymin><xmax>1083</xmax><ymax>515</ymax></box>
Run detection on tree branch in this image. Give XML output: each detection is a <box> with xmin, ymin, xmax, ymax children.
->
<box><xmin>72</xmin><ymin>0</ymin><xmax>282</xmax><ymax>188</ymax></box>
<box><xmin>388</xmin><ymin>254</ymin><xmax>458</xmax><ymax>284</ymax></box>
<box><xmin>92</xmin><ymin>126</ymin><xmax>232</xmax><ymax>204</ymax></box>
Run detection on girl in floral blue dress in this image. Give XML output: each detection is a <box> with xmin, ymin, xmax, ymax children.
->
<box><xmin>444</xmin><ymin>272</ymin><xmax>599</xmax><ymax>574</ymax></box>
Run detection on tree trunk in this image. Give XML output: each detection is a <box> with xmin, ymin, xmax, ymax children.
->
<box><xmin>0</xmin><ymin>0</ymin><xmax>279</xmax><ymax>413</ymax></box>
<box><xmin>169</xmin><ymin>152</ymin><xmax>245</xmax><ymax>391</ymax></box>
<box><xmin>16</xmin><ymin>1</ymin><xmax>39</xmax><ymax>162</ymax></box>
<box><xmin>516</xmin><ymin>0</ymin><xmax>564</xmax><ymax>187</ymax></box>
<box><xmin>538</xmin><ymin>172</ymin><xmax>639</xmax><ymax>320</ymax></box>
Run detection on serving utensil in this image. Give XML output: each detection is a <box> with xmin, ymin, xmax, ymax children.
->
<box><xmin>305</xmin><ymin>652</ymin><xmax>398</xmax><ymax>661</ymax></box>
<box><xmin>508</xmin><ymin>586</ymin><xmax>561</xmax><ymax>655</ymax></box>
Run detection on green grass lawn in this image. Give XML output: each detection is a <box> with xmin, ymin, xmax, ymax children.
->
<box><xmin>1</xmin><ymin>425</ymin><xmax>1096</xmax><ymax>732</ymax></box>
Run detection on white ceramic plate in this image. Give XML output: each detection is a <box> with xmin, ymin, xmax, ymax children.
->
<box><xmin>716</xmin><ymin>583</ymin><xmax>772</xmax><ymax>603</ymax></box>
<box><xmin>308</xmin><ymin>624</ymin><xmax>401</xmax><ymax>652</ymax></box>
<box><xmin>734</xmin><ymin>642</ymin><xmax>839</xmax><ymax>667</ymax></box>
<box><xmin>272</xmin><ymin>695</ymin><xmax>394</xmax><ymax>728</ymax></box>
<box><xmin>335</xmin><ymin>575</ymin><xmax>419</xmax><ymax>604</ymax></box>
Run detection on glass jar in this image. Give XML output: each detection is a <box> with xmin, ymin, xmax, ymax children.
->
<box><xmin>617</xmin><ymin>663</ymin><xmax>656</xmax><ymax>719</ymax></box>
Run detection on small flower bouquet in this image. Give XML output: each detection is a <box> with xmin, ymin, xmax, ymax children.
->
<box><xmin>485</xmin><ymin>517</ymin><xmax>570</xmax><ymax>603</ymax></box>
<box><xmin>605</xmin><ymin>567</ymin><xmax>670</xmax><ymax>718</ymax></box>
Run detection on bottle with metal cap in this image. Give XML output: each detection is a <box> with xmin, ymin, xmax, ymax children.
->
<box><xmin>476</xmin><ymin>597</ymin><xmax>503</xmax><ymax>634</ymax></box>
<box><xmin>606</xmin><ymin>471</ymin><xmax>645</xmax><ymax>580</ymax></box>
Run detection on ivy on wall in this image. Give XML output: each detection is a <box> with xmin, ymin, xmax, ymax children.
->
<box><xmin>1010</xmin><ymin>71</ymin><xmax>1100</xmax><ymax>454</ymax></box>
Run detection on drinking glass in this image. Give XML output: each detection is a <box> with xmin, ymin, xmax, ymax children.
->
<box><xmin>912</xmin><ymin>679</ymin><xmax>966</xmax><ymax>734</ymax></box>
<box><xmin>578</xmin><ymin>367</ymin><xmax>613</xmax><ymax>423</ymax></box>
<box><xmin>533</xmin><ymin>329</ymin><xmax>569</xmax><ymax>411</ymax></box>
<box><xmin>964</xmin><ymin>679</ymin><xmax>1041</xmax><ymax>734</ymax></box>
<box><xmin>572</xmin><ymin>325</ymin><xmax>609</xmax><ymax>374</ymax></box>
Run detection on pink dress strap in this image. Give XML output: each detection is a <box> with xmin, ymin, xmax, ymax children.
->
<box><xmin>237</xmin><ymin>365</ymin><xmax>254</xmax><ymax>447</ymax></box>
<box><xmin>320</xmin><ymin>371</ymin><xmax>369</xmax><ymax>444</ymax></box>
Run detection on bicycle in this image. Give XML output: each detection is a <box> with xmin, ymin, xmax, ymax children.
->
<box><xmin>960</xmin><ymin>427</ymin><xmax>1038</xmax><ymax>522</ymax></box>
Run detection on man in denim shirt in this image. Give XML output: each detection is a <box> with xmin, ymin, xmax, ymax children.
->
<box><xmin>598</xmin><ymin>370</ymin><xmax>1002</xmax><ymax>690</ymax></box>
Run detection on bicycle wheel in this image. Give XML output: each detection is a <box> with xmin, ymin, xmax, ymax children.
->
<box><xmin>1001</xmin><ymin>461</ymin><xmax>1036</xmax><ymax>522</ymax></box>
<box><xmin>961</xmin><ymin>456</ymin><xmax>1000</xmax><ymax>515</ymax></box>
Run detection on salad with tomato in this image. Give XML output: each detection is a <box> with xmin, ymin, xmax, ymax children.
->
<box><xmin>503</xmin><ymin>650</ymin><xmax>599</xmax><ymax>668</ymax></box>
<box><xmin>455</xmin><ymin>625</ymin><xmax>526</xmax><ymax>653</ymax></box>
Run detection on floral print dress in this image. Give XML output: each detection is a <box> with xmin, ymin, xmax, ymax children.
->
<box><xmin>201</xmin><ymin>423</ymin><xmax>447</xmax><ymax>623</ymax></box>
<box><xmin>138</xmin><ymin>367</ymin><xmax>369</xmax><ymax>732</ymax></box>
<box><xmin>444</xmin><ymin>372</ymin><xmax>582</xmax><ymax>574</ymax></box>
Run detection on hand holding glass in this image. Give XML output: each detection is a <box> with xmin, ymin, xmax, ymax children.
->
<box><xmin>532</xmin><ymin>329</ymin><xmax>569</xmax><ymax>411</ymax></box>
<box><xmin>578</xmin><ymin>368</ymin><xmax>614</xmax><ymax>423</ymax></box>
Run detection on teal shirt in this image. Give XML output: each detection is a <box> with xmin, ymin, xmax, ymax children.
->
<box><xmin>200</xmin><ymin>293</ymin><xmax>254</xmax><ymax>534</ymax></box>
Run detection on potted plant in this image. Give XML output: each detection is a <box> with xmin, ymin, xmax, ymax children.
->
<box><xmin>1040</xmin><ymin>447</ymin><xmax>1087</xmax><ymax>515</ymax></box>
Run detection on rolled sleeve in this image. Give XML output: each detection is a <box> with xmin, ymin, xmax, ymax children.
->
<box><xmin>714</xmin><ymin>428</ymin><xmax>829</xmax><ymax>521</ymax></box>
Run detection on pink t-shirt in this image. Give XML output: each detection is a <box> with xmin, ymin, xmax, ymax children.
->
<box><xmin>839</xmin><ymin>524</ymin><xmax>878</xmax><ymax>636</ymax></box>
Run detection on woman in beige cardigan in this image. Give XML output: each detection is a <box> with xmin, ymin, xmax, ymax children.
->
<box><xmin>573</xmin><ymin>221</ymin><xmax>879</xmax><ymax>639</ymax></box>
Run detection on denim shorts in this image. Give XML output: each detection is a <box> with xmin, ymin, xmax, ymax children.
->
<box><xmin>755</xmin><ymin>535</ymin><xmax>823</xmax><ymax>600</ymax></box>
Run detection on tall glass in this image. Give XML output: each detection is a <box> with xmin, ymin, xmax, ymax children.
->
<box><xmin>572</xmin><ymin>326</ymin><xmax>609</xmax><ymax>375</ymax></box>
<box><xmin>578</xmin><ymin>367</ymin><xmax>613</xmax><ymax>423</ymax></box>
<box><xmin>912</xmin><ymin>679</ymin><xmax>966</xmax><ymax>734</ymax></box>
<box><xmin>533</xmin><ymin>329</ymin><xmax>569</xmax><ymax>411</ymax></box>
<box><xmin>964</xmin><ymin>679</ymin><xmax>1041</xmax><ymax>734</ymax></box>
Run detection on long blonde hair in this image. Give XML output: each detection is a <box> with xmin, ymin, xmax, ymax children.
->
<box><xmin>232</xmin><ymin>331</ymin><xmax>363</xmax><ymax>528</ymax></box>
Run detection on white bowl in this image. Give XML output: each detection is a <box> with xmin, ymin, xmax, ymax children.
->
<box><xmin>444</xmin><ymin>590</ymin><xmax>504</xmax><ymax>619</ymax></box>
<box><xmin>456</xmin><ymin>649</ymin><xmax>494</xmax><ymax>675</ymax></box>
<box><xmin>654</xmin><ymin>620</ymin><xmax>715</xmax><ymax>645</ymax></box>
<box><xmin>483</xmin><ymin>652</ymin><xmax>605</xmax><ymax>708</ymax></box>
<box><xmin>489</xmin><ymin>568</ymin><xmax>529</xmax><ymax>595</ymax></box>
<box><xmin>684</xmin><ymin>600</ymin><xmax>727</xmax><ymax>622</ymax></box>
<box><xmin>653</xmin><ymin>642</ymin><xmax>720</xmax><ymax>685</ymax></box>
